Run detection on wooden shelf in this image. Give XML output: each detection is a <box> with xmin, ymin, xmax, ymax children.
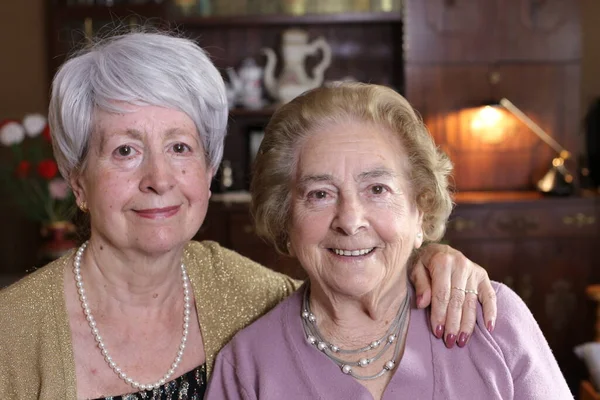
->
<box><xmin>56</xmin><ymin>5</ymin><xmax>402</xmax><ymax>26</ymax></box>
<box><xmin>454</xmin><ymin>191</ymin><xmax>543</xmax><ymax>204</ymax></box>
<box><xmin>175</xmin><ymin>11</ymin><xmax>403</xmax><ymax>27</ymax></box>
<box><xmin>56</xmin><ymin>3</ymin><xmax>167</xmax><ymax>19</ymax></box>
<box><xmin>453</xmin><ymin>190</ymin><xmax>598</xmax><ymax>205</ymax></box>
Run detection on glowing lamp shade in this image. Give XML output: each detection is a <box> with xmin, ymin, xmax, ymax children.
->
<box><xmin>469</xmin><ymin>105</ymin><xmax>507</xmax><ymax>144</ymax></box>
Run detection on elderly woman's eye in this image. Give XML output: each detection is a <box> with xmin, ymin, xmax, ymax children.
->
<box><xmin>117</xmin><ymin>145</ymin><xmax>132</xmax><ymax>157</ymax></box>
<box><xmin>371</xmin><ymin>185</ymin><xmax>386</xmax><ymax>195</ymax></box>
<box><xmin>308</xmin><ymin>190</ymin><xmax>328</xmax><ymax>200</ymax></box>
<box><xmin>173</xmin><ymin>143</ymin><xmax>190</xmax><ymax>153</ymax></box>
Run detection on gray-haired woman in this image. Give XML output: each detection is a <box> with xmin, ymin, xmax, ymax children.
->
<box><xmin>0</xmin><ymin>31</ymin><xmax>497</xmax><ymax>399</ymax></box>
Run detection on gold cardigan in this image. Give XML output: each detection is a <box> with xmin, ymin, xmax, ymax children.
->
<box><xmin>0</xmin><ymin>241</ymin><xmax>299</xmax><ymax>399</ymax></box>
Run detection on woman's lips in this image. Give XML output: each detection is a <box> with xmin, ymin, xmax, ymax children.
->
<box><xmin>134</xmin><ymin>205</ymin><xmax>181</xmax><ymax>219</ymax></box>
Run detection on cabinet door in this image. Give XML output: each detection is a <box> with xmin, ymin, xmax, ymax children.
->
<box><xmin>404</xmin><ymin>0</ymin><xmax>496</xmax><ymax>63</ymax></box>
<box><xmin>517</xmin><ymin>237</ymin><xmax>594</xmax><ymax>390</ymax></box>
<box><xmin>496</xmin><ymin>0</ymin><xmax>581</xmax><ymax>62</ymax></box>
<box><xmin>405</xmin><ymin>0</ymin><xmax>580</xmax><ymax>64</ymax></box>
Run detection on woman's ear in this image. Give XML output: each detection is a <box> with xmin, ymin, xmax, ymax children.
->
<box><xmin>69</xmin><ymin>170</ymin><xmax>87</xmax><ymax>208</ymax></box>
<box><xmin>207</xmin><ymin>166</ymin><xmax>215</xmax><ymax>193</ymax></box>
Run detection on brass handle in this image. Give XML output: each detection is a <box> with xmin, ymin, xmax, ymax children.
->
<box><xmin>563</xmin><ymin>213</ymin><xmax>596</xmax><ymax>228</ymax></box>
<box><xmin>496</xmin><ymin>215</ymin><xmax>539</xmax><ymax>233</ymax></box>
<box><xmin>449</xmin><ymin>217</ymin><xmax>476</xmax><ymax>232</ymax></box>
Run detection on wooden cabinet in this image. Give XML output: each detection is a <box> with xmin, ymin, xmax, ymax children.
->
<box><xmin>405</xmin><ymin>0</ymin><xmax>580</xmax><ymax>64</ymax></box>
<box><xmin>404</xmin><ymin>0</ymin><xmax>495</xmax><ymax>63</ymax></box>
<box><xmin>47</xmin><ymin>1</ymin><xmax>405</xmax><ymax>191</ymax></box>
<box><xmin>497</xmin><ymin>0</ymin><xmax>580</xmax><ymax>62</ymax></box>
<box><xmin>405</xmin><ymin>0</ymin><xmax>582</xmax><ymax>192</ymax></box>
<box><xmin>447</xmin><ymin>192</ymin><xmax>599</xmax><ymax>390</ymax></box>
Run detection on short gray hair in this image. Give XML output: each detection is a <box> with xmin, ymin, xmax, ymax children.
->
<box><xmin>49</xmin><ymin>30</ymin><xmax>228</xmax><ymax>179</ymax></box>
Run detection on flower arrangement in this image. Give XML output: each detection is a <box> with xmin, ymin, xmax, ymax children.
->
<box><xmin>0</xmin><ymin>114</ymin><xmax>75</xmax><ymax>224</ymax></box>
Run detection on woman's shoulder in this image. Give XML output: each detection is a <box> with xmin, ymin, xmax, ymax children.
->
<box><xmin>217</xmin><ymin>289</ymin><xmax>302</xmax><ymax>364</ymax></box>
<box><xmin>231</xmin><ymin>288</ymin><xmax>302</xmax><ymax>344</ymax></box>
<box><xmin>489</xmin><ymin>281</ymin><xmax>535</xmax><ymax>330</ymax></box>
<box><xmin>473</xmin><ymin>281</ymin><xmax>571</xmax><ymax>397</ymax></box>
<box><xmin>184</xmin><ymin>240</ymin><xmax>302</xmax><ymax>375</ymax></box>
<box><xmin>185</xmin><ymin>240</ymin><xmax>270</xmax><ymax>271</ymax></box>
<box><xmin>0</xmin><ymin>254</ymin><xmax>70</xmax><ymax>316</ymax></box>
<box><xmin>185</xmin><ymin>240</ymin><xmax>300</xmax><ymax>292</ymax></box>
<box><xmin>476</xmin><ymin>281</ymin><xmax>538</xmax><ymax>348</ymax></box>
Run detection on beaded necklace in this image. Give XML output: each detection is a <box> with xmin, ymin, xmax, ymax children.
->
<box><xmin>74</xmin><ymin>241</ymin><xmax>191</xmax><ymax>391</ymax></box>
<box><xmin>301</xmin><ymin>283</ymin><xmax>410</xmax><ymax>380</ymax></box>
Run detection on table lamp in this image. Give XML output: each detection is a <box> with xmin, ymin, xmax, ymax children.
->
<box><xmin>499</xmin><ymin>98</ymin><xmax>574</xmax><ymax>196</ymax></box>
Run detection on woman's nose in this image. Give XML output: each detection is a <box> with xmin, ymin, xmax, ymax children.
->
<box><xmin>139</xmin><ymin>153</ymin><xmax>175</xmax><ymax>195</ymax></box>
<box><xmin>331</xmin><ymin>195</ymin><xmax>368</xmax><ymax>236</ymax></box>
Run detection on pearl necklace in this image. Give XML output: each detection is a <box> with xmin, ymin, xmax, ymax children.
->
<box><xmin>73</xmin><ymin>241</ymin><xmax>191</xmax><ymax>391</ymax></box>
<box><xmin>301</xmin><ymin>283</ymin><xmax>409</xmax><ymax>380</ymax></box>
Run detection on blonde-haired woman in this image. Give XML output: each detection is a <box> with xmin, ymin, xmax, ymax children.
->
<box><xmin>206</xmin><ymin>83</ymin><xmax>570</xmax><ymax>399</ymax></box>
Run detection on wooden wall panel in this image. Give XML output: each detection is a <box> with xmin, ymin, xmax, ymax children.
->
<box><xmin>407</xmin><ymin>63</ymin><xmax>579</xmax><ymax>191</ymax></box>
<box><xmin>498</xmin><ymin>0</ymin><xmax>581</xmax><ymax>62</ymax></box>
<box><xmin>404</xmin><ymin>0</ymin><xmax>496</xmax><ymax>63</ymax></box>
<box><xmin>405</xmin><ymin>0</ymin><xmax>580</xmax><ymax>64</ymax></box>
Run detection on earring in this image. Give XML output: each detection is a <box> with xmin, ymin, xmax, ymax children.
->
<box><xmin>286</xmin><ymin>240</ymin><xmax>295</xmax><ymax>256</ymax></box>
<box><xmin>416</xmin><ymin>232</ymin><xmax>423</xmax><ymax>240</ymax></box>
<box><xmin>78</xmin><ymin>201</ymin><xmax>88</xmax><ymax>213</ymax></box>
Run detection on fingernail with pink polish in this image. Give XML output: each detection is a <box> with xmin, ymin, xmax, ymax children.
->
<box><xmin>458</xmin><ymin>332</ymin><xmax>469</xmax><ymax>347</ymax></box>
<box><xmin>487</xmin><ymin>320</ymin><xmax>495</xmax><ymax>333</ymax></box>
<box><xmin>416</xmin><ymin>294</ymin><xmax>423</xmax><ymax>307</ymax></box>
<box><xmin>445</xmin><ymin>334</ymin><xmax>456</xmax><ymax>349</ymax></box>
<box><xmin>435</xmin><ymin>324</ymin><xmax>444</xmax><ymax>339</ymax></box>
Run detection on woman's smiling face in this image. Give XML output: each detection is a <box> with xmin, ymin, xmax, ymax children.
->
<box><xmin>288</xmin><ymin>120</ymin><xmax>424</xmax><ymax>299</ymax></box>
<box><xmin>71</xmin><ymin>104</ymin><xmax>213</xmax><ymax>256</ymax></box>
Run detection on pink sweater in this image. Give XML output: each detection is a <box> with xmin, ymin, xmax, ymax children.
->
<box><xmin>206</xmin><ymin>282</ymin><xmax>572</xmax><ymax>399</ymax></box>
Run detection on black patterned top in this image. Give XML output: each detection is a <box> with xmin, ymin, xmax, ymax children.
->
<box><xmin>97</xmin><ymin>363</ymin><xmax>206</xmax><ymax>400</ymax></box>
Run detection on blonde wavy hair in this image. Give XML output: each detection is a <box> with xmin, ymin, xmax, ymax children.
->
<box><xmin>251</xmin><ymin>82</ymin><xmax>454</xmax><ymax>255</ymax></box>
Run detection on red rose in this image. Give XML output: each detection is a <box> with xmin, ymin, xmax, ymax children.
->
<box><xmin>15</xmin><ymin>160</ymin><xmax>31</xmax><ymax>178</ymax></box>
<box><xmin>42</xmin><ymin>125</ymin><xmax>51</xmax><ymax>142</ymax></box>
<box><xmin>37</xmin><ymin>159</ymin><xmax>58</xmax><ymax>180</ymax></box>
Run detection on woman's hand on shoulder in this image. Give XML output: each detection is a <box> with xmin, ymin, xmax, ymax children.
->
<box><xmin>409</xmin><ymin>243</ymin><xmax>497</xmax><ymax>349</ymax></box>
